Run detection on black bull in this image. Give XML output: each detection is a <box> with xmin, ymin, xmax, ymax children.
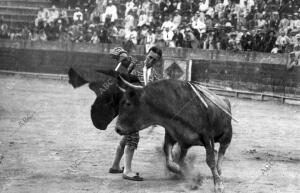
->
<box><xmin>115</xmin><ymin>79</ymin><xmax>232</xmax><ymax>193</ymax></box>
<box><xmin>68</xmin><ymin>68</ymin><xmax>232</xmax><ymax>193</ymax></box>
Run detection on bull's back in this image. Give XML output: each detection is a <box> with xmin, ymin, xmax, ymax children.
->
<box><xmin>146</xmin><ymin>80</ymin><xmax>232</xmax><ymax>136</ymax></box>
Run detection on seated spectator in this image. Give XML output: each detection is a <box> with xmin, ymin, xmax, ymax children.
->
<box><xmin>172</xmin><ymin>27</ymin><xmax>184</xmax><ymax>47</ymax></box>
<box><xmin>124</xmin><ymin>26</ymin><xmax>138</xmax><ymax>45</ymax></box>
<box><xmin>137</xmin><ymin>10</ymin><xmax>148</xmax><ymax>27</ymax></box>
<box><xmin>48</xmin><ymin>5</ymin><xmax>59</xmax><ymax>24</ymax></box>
<box><xmin>275</xmin><ymin>30</ymin><xmax>291</xmax><ymax>53</ymax></box>
<box><xmin>35</xmin><ymin>7</ymin><xmax>45</xmax><ymax>28</ymax></box>
<box><xmin>172</xmin><ymin>10</ymin><xmax>182</xmax><ymax>29</ymax></box>
<box><xmin>139</xmin><ymin>24</ymin><xmax>149</xmax><ymax>45</ymax></box>
<box><xmin>227</xmin><ymin>31</ymin><xmax>239</xmax><ymax>51</ymax></box>
<box><xmin>116</xmin><ymin>25</ymin><xmax>126</xmax><ymax>42</ymax></box>
<box><xmin>30</xmin><ymin>28</ymin><xmax>39</xmax><ymax>41</ymax></box>
<box><xmin>264</xmin><ymin>30</ymin><xmax>276</xmax><ymax>52</ymax></box>
<box><xmin>293</xmin><ymin>33</ymin><xmax>300</xmax><ymax>51</ymax></box>
<box><xmin>124</xmin><ymin>10</ymin><xmax>135</xmax><ymax>32</ymax></box>
<box><xmin>45</xmin><ymin>21</ymin><xmax>59</xmax><ymax>41</ymax></box>
<box><xmin>199</xmin><ymin>0</ymin><xmax>209</xmax><ymax>12</ymax></box>
<box><xmin>125</xmin><ymin>0</ymin><xmax>135</xmax><ymax>16</ymax></box>
<box><xmin>191</xmin><ymin>11</ymin><xmax>207</xmax><ymax>34</ymax></box>
<box><xmin>91</xmin><ymin>31</ymin><xmax>99</xmax><ymax>44</ymax></box>
<box><xmin>145</xmin><ymin>27</ymin><xmax>156</xmax><ymax>51</ymax></box>
<box><xmin>38</xmin><ymin>29</ymin><xmax>47</xmax><ymax>41</ymax></box>
<box><xmin>241</xmin><ymin>31</ymin><xmax>254</xmax><ymax>51</ymax></box>
<box><xmin>73</xmin><ymin>7</ymin><xmax>84</xmax><ymax>22</ymax></box>
<box><xmin>162</xmin><ymin>27</ymin><xmax>174</xmax><ymax>47</ymax></box>
<box><xmin>161</xmin><ymin>15</ymin><xmax>176</xmax><ymax>31</ymax></box>
<box><xmin>183</xmin><ymin>27</ymin><xmax>197</xmax><ymax>48</ymax></box>
<box><xmin>103</xmin><ymin>0</ymin><xmax>118</xmax><ymax>24</ymax></box>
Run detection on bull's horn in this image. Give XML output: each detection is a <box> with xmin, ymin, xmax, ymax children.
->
<box><xmin>119</xmin><ymin>76</ymin><xmax>143</xmax><ymax>89</ymax></box>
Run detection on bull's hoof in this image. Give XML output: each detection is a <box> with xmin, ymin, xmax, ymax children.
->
<box><xmin>214</xmin><ymin>182</ymin><xmax>224</xmax><ymax>193</ymax></box>
<box><xmin>166</xmin><ymin>161</ymin><xmax>182</xmax><ymax>174</ymax></box>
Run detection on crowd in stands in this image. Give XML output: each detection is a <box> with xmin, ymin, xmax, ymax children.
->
<box><xmin>1</xmin><ymin>0</ymin><xmax>300</xmax><ymax>53</ymax></box>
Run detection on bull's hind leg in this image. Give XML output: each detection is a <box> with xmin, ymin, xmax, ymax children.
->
<box><xmin>203</xmin><ymin>137</ymin><xmax>224</xmax><ymax>193</ymax></box>
<box><xmin>217</xmin><ymin>127</ymin><xmax>232</xmax><ymax>176</ymax></box>
<box><xmin>163</xmin><ymin>133</ymin><xmax>181</xmax><ymax>174</ymax></box>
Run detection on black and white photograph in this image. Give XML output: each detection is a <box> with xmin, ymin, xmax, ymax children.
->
<box><xmin>0</xmin><ymin>0</ymin><xmax>300</xmax><ymax>192</ymax></box>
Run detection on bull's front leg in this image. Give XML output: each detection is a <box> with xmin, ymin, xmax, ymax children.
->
<box><xmin>163</xmin><ymin>132</ymin><xmax>181</xmax><ymax>174</ymax></box>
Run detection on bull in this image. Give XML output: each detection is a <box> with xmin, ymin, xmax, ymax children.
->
<box><xmin>115</xmin><ymin>78</ymin><xmax>233</xmax><ymax>193</ymax></box>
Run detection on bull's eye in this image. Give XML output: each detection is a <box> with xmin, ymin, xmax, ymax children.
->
<box><xmin>121</xmin><ymin>100</ymin><xmax>131</xmax><ymax>108</ymax></box>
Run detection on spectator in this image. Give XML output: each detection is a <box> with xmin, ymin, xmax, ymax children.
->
<box><xmin>73</xmin><ymin>7</ymin><xmax>83</xmax><ymax>22</ymax></box>
<box><xmin>137</xmin><ymin>10</ymin><xmax>148</xmax><ymax>27</ymax></box>
<box><xmin>35</xmin><ymin>7</ymin><xmax>45</xmax><ymax>28</ymax></box>
<box><xmin>162</xmin><ymin>27</ymin><xmax>174</xmax><ymax>47</ymax></box>
<box><xmin>139</xmin><ymin>24</ymin><xmax>149</xmax><ymax>45</ymax></box>
<box><xmin>172</xmin><ymin>10</ymin><xmax>182</xmax><ymax>29</ymax></box>
<box><xmin>199</xmin><ymin>0</ymin><xmax>209</xmax><ymax>12</ymax></box>
<box><xmin>293</xmin><ymin>33</ymin><xmax>300</xmax><ymax>51</ymax></box>
<box><xmin>48</xmin><ymin>5</ymin><xmax>59</xmax><ymax>24</ymax></box>
<box><xmin>275</xmin><ymin>30</ymin><xmax>290</xmax><ymax>53</ymax></box>
<box><xmin>124</xmin><ymin>10</ymin><xmax>135</xmax><ymax>32</ymax></box>
<box><xmin>172</xmin><ymin>27</ymin><xmax>184</xmax><ymax>47</ymax></box>
<box><xmin>125</xmin><ymin>0</ymin><xmax>135</xmax><ymax>16</ymax></box>
<box><xmin>45</xmin><ymin>21</ymin><xmax>59</xmax><ymax>41</ymax></box>
<box><xmin>103</xmin><ymin>0</ymin><xmax>118</xmax><ymax>23</ymax></box>
<box><xmin>91</xmin><ymin>31</ymin><xmax>99</xmax><ymax>44</ymax></box>
<box><xmin>145</xmin><ymin>27</ymin><xmax>156</xmax><ymax>51</ymax></box>
<box><xmin>191</xmin><ymin>11</ymin><xmax>207</xmax><ymax>34</ymax></box>
<box><xmin>38</xmin><ymin>29</ymin><xmax>47</xmax><ymax>41</ymax></box>
<box><xmin>241</xmin><ymin>31</ymin><xmax>254</xmax><ymax>51</ymax></box>
<box><xmin>161</xmin><ymin>15</ymin><xmax>176</xmax><ymax>31</ymax></box>
<box><xmin>264</xmin><ymin>30</ymin><xmax>276</xmax><ymax>52</ymax></box>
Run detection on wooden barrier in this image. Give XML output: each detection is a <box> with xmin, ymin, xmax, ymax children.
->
<box><xmin>0</xmin><ymin>39</ymin><xmax>299</xmax><ymax>100</ymax></box>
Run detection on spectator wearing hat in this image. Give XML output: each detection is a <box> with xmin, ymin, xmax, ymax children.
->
<box><xmin>73</xmin><ymin>7</ymin><xmax>83</xmax><ymax>22</ymax></box>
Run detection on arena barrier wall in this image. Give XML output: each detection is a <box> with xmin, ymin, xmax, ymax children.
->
<box><xmin>0</xmin><ymin>39</ymin><xmax>299</xmax><ymax>99</ymax></box>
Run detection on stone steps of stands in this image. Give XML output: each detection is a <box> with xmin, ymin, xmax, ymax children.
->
<box><xmin>1</xmin><ymin>13</ymin><xmax>36</xmax><ymax>21</ymax></box>
<box><xmin>0</xmin><ymin>1</ymin><xmax>51</xmax><ymax>8</ymax></box>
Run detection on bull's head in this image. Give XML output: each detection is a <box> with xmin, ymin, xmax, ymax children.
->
<box><xmin>115</xmin><ymin>77</ymin><xmax>152</xmax><ymax>135</ymax></box>
<box><xmin>68</xmin><ymin>67</ymin><xmax>141</xmax><ymax>131</ymax></box>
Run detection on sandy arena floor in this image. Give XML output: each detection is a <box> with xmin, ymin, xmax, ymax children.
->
<box><xmin>0</xmin><ymin>74</ymin><xmax>299</xmax><ymax>193</ymax></box>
